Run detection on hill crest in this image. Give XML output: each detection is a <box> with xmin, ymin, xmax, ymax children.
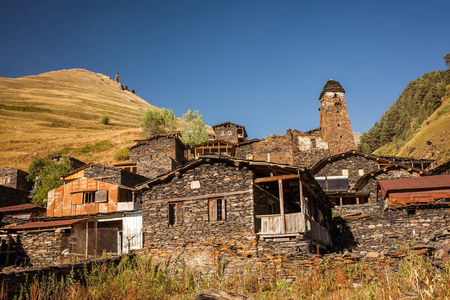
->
<box><xmin>0</xmin><ymin>68</ymin><xmax>158</xmax><ymax>170</ymax></box>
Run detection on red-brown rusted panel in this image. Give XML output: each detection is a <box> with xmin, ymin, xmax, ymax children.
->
<box><xmin>379</xmin><ymin>174</ymin><xmax>450</xmax><ymax>198</ymax></box>
<box><xmin>9</xmin><ymin>218</ymin><xmax>90</xmax><ymax>230</ymax></box>
<box><xmin>99</xmin><ymin>202</ymin><xmax>108</xmax><ymax>213</ymax></box>
<box><xmin>389</xmin><ymin>189</ymin><xmax>450</xmax><ymax>204</ymax></box>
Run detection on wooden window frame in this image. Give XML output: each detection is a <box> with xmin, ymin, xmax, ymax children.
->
<box><xmin>95</xmin><ymin>190</ymin><xmax>108</xmax><ymax>203</ymax></box>
<box><xmin>83</xmin><ymin>191</ymin><xmax>96</xmax><ymax>204</ymax></box>
<box><xmin>168</xmin><ymin>202</ymin><xmax>184</xmax><ymax>226</ymax></box>
<box><xmin>209</xmin><ymin>197</ymin><xmax>226</xmax><ymax>222</ymax></box>
<box><xmin>118</xmin><ymin>188</ymin><xmax>133</xmax><ymax>202</ymax></box>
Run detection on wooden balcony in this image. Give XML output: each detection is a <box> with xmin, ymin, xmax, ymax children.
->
<box><xmin>256</xmin><ymin>212</ymin><xmax>332</xmax><ymax>247</ymax></box>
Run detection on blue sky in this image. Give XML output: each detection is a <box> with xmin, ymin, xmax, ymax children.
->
<box><xmin>1</xmin><ymin>0</ymin><xmax>449</xmax><ymax>139</ymax></box>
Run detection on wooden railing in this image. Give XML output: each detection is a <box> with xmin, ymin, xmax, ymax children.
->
<box><xmin>304</xmin><ymin>215</ymin><xmax>333</xmax><ymax>247</ymax></box>
<box><xmin>257</xmin><ymin>212</ymin><xmax>305</xmax><ymax>235</ymax></box>
<box><xmin>256</xmin><ymin>212</ymin><xmax>332</xmax><ymax>247</ymax></box>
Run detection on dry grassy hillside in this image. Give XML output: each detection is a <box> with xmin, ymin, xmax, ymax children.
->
<box><xmin>0</xmin><ymin>69</ymin><xmax>161</xmax><ymax>170</ymax></box>
<box><xmin>374</xmin><ymin>85</ymin><xmax>450</xmax><ymax>165</ymax></box>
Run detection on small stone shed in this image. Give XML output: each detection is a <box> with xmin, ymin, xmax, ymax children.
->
<box><xmin>379</xmin><ymin>174</ymin><xmax>450</xmax><ymax>209</ymax></box>
<box><xmin>0</xmin><ymin>167</ymin><xmax>31</xmax><ymax>191</ymax></box>
<box><xmin>312</xmin><ymin>150</ymin><xmax>428</xmax><ymax>206</ymax></box>
<box><xmin>128</xmin><ymin>132</ymin><xmax>187</xmax><ymax>179</ymax></box>
<box><xmin>136</xmin><ymin>155</ymin><xmax>333</xmax><ymax>270</ymax></box>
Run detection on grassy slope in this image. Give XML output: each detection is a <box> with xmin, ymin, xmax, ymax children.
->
<box><xmin>374</xmin><ymin>85</ymin><xmax>450</xmax><ymax>165</ymax></box>
<box><xmin>0</xmin><ymin>69</ymin><xmax>160</xmax><ymax>170</ymax></box>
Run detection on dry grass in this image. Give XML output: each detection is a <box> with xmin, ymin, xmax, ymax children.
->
<box><xmin>0</xmin><ymin>69</ymin><xmax>167</xmax><ymax>170</ymax></box>
<box><xmin>11</xmin><ymin>254</ymin><xmax>450</xmax><ymax>300</ymax></box>
<box><xmin>0</xmin><ymin>69</ymin><xmax>214</xmax><ymax>171</ymax></box>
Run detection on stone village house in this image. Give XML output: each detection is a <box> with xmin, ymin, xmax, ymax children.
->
<box><xmin>1</xmin><ymin>78</ymin><xmax>448</xmax><ymax>269</ymax></box>
<box><xmin>311</xmin><ymin>150</ymin><xmax>431</xmax><ymax>207</ymax></box>
<box><xmin>3</xmin><ymin>164</ymin><xmax>148</xmax><ymax>266</ymax></box>
<box><xmin>135</xmin><ymin>155</ymin><xmax>333</xmax><ymax>271</ymax></box>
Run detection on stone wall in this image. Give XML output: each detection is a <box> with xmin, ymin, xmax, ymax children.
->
<box><xmin>314</xmin><ymin>155</ymin><xmax>378</xmax><ymax>188</ymax></box>
<box><xmin>82</xmin><ymin>165</ymin><xmax>146</xmax><ymax>187</ymax></box>
<box><xmin>251</xmin><ymin>132</ymin><xmax>293</xmax><ymax>165</ymax></box>
<box><xmin>0</xmin><ymin>185</ymin><xmax>29</xmax><ymax>208</ymax></box>
<box><xmin>141</xmin><ymin>162</ymin><xmax>256</xmax><ymax>272</ymax></box>
<box><xmin>235</xmin><ymin>142</ymin><xmax>255</xmax><ymax>160</ymax></box>
<box><xmin>319</xmin><ymin>89</ymin><xmax>355</xmax><ymax>155</ymax></box>
<box><xmin>213</xmin><ymin>124</ymin><xmax>242</xmax><ymax>144</ymax></box>
<box><xmin>357</xmin><ymin>168</ymin><xmax>422</xmax><ymax>202</ymax></box>
<box><xmin>0</xmin><ymin>254</ymin><xmax>127</xmax><ymax>299</ymax></box>
<box><xmin>234</xmin><ymin>130</ymin><xmax>331</xmax><ymax>168</ymax></box>
<box><xmin>130</xmin><ymin>137</ymin><xmax>184</xmax><ymax>179</ymax></box>
<box><xmin>0</xmin><ymin>167</ymin><xmax>31</xmax><ymax>191</ymax></box>
<box><xmin>292</xmin><ymin>130</ymin><xmax>330</xmax><ymax>167</ymax></box>
<box><xmin>137</xmin><ymin>155</ymin><xmax>178</xmax><ymax>179</ymax></box>
<box><xmin>13</xmin><ymin>230</ymin><xmax>71</xmax><ymax>267</ymax></box>
<box><xmin>332</xmin><ymin>208</ymin><xmax>450</xmax><ymax>258</ymax></box>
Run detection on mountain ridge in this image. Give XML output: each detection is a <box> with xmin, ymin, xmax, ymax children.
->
<box><xmin>0</xmin><ymin>68</ymin><xmax>158</xmax><ymax>170</ymax></box>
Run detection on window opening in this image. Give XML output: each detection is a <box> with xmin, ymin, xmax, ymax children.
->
<box><xmin>83</xmin><ymin>192</ymin><xmax>96</xmax><ymax>204</ymax></box>
<box><xmin>209</xmin><ymin>198</ymin><xmax>225</xmax><ymax>221</ymax></box>
<box><xmin>310</xmin><ymin>139</ymin><xmax>316</xmax><ymax>148</ymax></box>
<box><xmin>169</xmin><ymin>202</ymin><xmax>184</xmax><ymax>225</ymax></box>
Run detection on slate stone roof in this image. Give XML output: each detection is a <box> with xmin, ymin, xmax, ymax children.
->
<box><xmin>319</xmin><ymin>79</ymin><xmax>345</xmax><ymax>99</ymax></box>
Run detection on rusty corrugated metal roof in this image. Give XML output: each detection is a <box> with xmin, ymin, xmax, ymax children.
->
<box><xmin>389</xmin><ymin>189</ymin><xmax>450</xmax><ymax>204</ymax></box>
<box><xmin>0</xmin><ymin>203</ymin><xmax>44</xmax><ymax>213</ymax></box>
<box><xmin>379</xmin><ymin>174</ymin><xmax>450</xmax><ymax>199</ymax></box>
<box><xmin>7</xmin><ymin>218</ymin><xmax>90</xmax><ymax>230</ymax></box>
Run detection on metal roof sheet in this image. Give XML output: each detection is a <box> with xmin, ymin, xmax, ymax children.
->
<box><xmin>7</xmin><ymin>218</ymin><xmax>89</xmax><ymax>230</ymax></box>
<box><xmin>379</xmin><ymin>174</ymin><xmax>450</xmax><ymax>198</ymax></box>
<box><xmin>0</xmin><ymin>203</ymin><xmax>44</xmax><ymax>213</ymax></box>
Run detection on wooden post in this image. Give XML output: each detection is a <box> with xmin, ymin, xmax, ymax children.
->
<box><xmin>299</xmin><ymin>179</ymin><xmax>305</xmax><ymax>213</ymax></box>
<box><xmin>5</xmin><ymin>234</ymin><xmax>12</xmax><ymax>266</ymax></box>
<box><xmin>356</xmin><ymin>197</ymin><xmax>360</xmax><ymax>204</ymax></box>
<box><xmin>278</xmin><ymin>179</ymin><xmax>286</xmax><ymax>234</ymax></box>
<box><xmin>299</xmin><ymin>177</ymin><xmax>306</xmax><ymax>232</ymax></box>
<box><xmin>85</xmin><ymin>222</ymin><xmax>89</xmax><ymax>259</ymax></box>
<box><xmin>94</xmin><ymin>220</ymin><xmax>98</xmax><ymax>256</ymax></box>
<box><xmin>339</xmin><ymin>197</ymin><xmax>343</xmax><ymax>206</ymax></box>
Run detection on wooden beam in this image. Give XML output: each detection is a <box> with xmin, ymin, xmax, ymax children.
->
<box><xmin>254</xmin><ymin>174</ymin><xmax>299</xmax><ymax>183</ymax></box>
<box><xmin>279</xmin><ymin>179</ymin><xmax>286</xmax><ymax>234</ymax></box>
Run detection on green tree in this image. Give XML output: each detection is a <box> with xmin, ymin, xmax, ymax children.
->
<box><xmin>180</xmin><ymin>109</ymin><xmax>209</xmax><ymax>147</ymax></box>
<box><xmin>140</xmin><ymin>108</ymin><xmax>176</xmax><ymax>138</ymax></box>
<box><xmin>444</xmin><ymin>53</ymin><xmax>450</xmax><ymax>69</ymax></box>
<box><xmin>27</xmin><ymin>157</ymin><xmax>75</xmax><ymax>207</ymax></box>
<box><xmin>359</xmin><ymin>69</ymin><xmax>450</xmax><ymax>153</ymax></box>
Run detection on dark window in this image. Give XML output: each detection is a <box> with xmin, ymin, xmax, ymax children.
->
<box><xmin>168</xmin><ymin>202</ymin><xmax>184</xmax><ymax>225</ymax></box>
<box><xmin>118</xmin><ymin>189</ymin><xmax>133</xmax><ymax>202</ymax></box>
<box><xmin>209</xmin><ymin>198</ymin><xmax>226</xmax><ymax>221</ymax></box>
<box><xmin>327</xmin><ymin>178</ymin><xmax>349</xmax><ymax>191</ymax></box>
<box><xmin>83</xmin><ymin>192</ymin><xmax>96</xmax><ymax>203</ymax></box>
<box><xmin>315</xmin><ymin>176</ymin><xmax>349</xmax><ymax>191</ymax></box>
<box><xmin>310</xmin><ymin>139</ymin><xmax>316</xmax><ymax>148</ymax></box>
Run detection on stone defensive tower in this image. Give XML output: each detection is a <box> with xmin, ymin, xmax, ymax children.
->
<box><xmin>319</xmin><ymin>79</ymin><xmax>355</xmax><ymax>155</ymax></box>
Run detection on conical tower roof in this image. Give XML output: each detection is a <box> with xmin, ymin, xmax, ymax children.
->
<box><xmin>319</xmin><ymin>79</ymin><xmax>345</xmax><ymax>99</ymax></box>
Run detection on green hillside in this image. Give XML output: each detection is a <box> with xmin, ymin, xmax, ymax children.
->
<box><xmin>360</xmin><ymin>69</ymin><xmax>450</xmax><ymax>165</ymax></box>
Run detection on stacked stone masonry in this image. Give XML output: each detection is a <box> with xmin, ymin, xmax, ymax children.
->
<box><xmin>319</xmin><ymin>82</ymin><xmax>355</xmax><ymax>156</ymax></box>
<box><xmin>333</xmin><ymin>205</ymin><xmax>450</xmax><ymax>258</ymax></box>
<box><xmin>130</xmin><ymin>136</ymin><xmax>185</xmax><ymax>179</ymax></box>
<box><xmin>81</xmin><ymin>164</ymin><xmax>146</xmax><ymax>187</ymax></box>
<box><xmin>0</xmin><ymin>185</ymin><xmax>29</xmax><ymax>208</ymax></box>
<box><xmin>0</xmin><ymin>167</ymin><xmax>31</xmax><ymax>191</ymax></box>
